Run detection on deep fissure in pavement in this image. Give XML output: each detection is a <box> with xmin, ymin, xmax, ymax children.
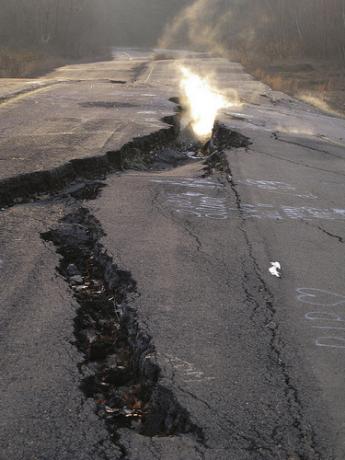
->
<box><xmin>42</xmin><ymin>208</ymin><xmax>205</xmax><ymax>443</ymax></box>
<box><xmin>0</xmin><ymin>106</ymin><xmax>250</xmax><ymax>208</ymax></box>
<box><xmin>0</xmin><ymin>114</ymin><xmax>179</xmax><ymax>208</ymax></box>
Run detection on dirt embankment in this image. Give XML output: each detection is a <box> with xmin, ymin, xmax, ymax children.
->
<box><xmin>242</xmin><ymin>57</ymin><xmax>345</xmax><ymax>117</ymax></box>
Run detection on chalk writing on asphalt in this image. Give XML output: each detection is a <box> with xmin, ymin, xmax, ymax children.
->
<box><xmin>152</xmin><ymin>179</ymin><xmax>344</xmax><ymax>221</ymax></box>
<box><xmin>166</xmin><ymin>194</ymin><xmax>345</xmax><ymax>221</ymax></box>
<box><xmin>297</xmin><ymin>288</ymin><xmax>345</xmax><ymax>307</ymax></box>
<box><xmin>297</xmin><ymin>288</ymin><xmax>345</xmax><ymax>350</ymax></box>
<box><xmin>163</xmin><ymin>354</ymin><xmax>215</xmax><ymax>384</ymax></box>
<box><xmin>238</xmin><ymin>178</ymin><xmax>317</xmax><ymax>199</ymax></box>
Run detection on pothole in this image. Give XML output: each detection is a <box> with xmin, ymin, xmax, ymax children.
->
<box><xmin>79</xmin><ymin>101</ymin><xmax>138</xmax><ymax>109</ymax></box>
<box><xmin>63</xmin><ymin>181</ymin><xmax>106</xmax><ymax>201</ymax></box>
<box><xmin>42</xmin><ymin>208</ymin><xmax>204</xmax><ymax>443</ymax></box>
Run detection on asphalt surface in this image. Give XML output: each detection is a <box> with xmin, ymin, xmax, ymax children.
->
<box><xmin>0</xmin><ymin>48</ymin><xmax>344</xmax><ymax>459</ymax></box>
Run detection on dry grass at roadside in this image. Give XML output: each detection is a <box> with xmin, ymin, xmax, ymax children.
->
<box><xmin>235</xmin><ymin>53</ymin><xmax>345</xmax><ymax>117</ymax></box>
<box><xmin>0</xmin><ymin>48</ymin><xmax>112</xmax><ymax>78</ymax></box>
<box><xmin>0</xmin><ymin>48</ymin><xmax>69</xmax><ymax>78</ymax></box>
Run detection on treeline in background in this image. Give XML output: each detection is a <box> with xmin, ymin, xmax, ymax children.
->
<box><xmin>2</xmin><ymin>0</ymin><xmax>345</xmax><ymax>83</ymax></box>
<box><xmin>225</xmin><ymin>0</ymin><xmax>345</xmax><ymax>63</ymax></box>
<box><xmin>0</xmin><ymin>0</ymin><xmax>187</xmax><ymax>77</ymax></box>
<box><xmin>160</xmin><ymin>0</ymin><xmax>345</xmax><ymax>64</ymax></box>
<box><xmin>158</xmin><ymin>0</ymin><xmax>345</xmax><ymax>113</ymax></box>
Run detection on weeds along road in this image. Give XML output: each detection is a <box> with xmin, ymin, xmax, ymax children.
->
<box><xmin>0</xmin><ymin>48</ymin><xmax>345</xmax><ymax>460</ymax></box>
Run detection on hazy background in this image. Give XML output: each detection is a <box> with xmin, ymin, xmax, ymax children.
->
<box><xmin>160</xmin><ymin>0</ymin><xmax>345</xmax><ymax>63</ymax></box>
<box><xmin>1</xmin><ymin>0</ymin><xmax>345</xmax><ymax>114</ymax></box>
<box><xmin>0</xmin><ymin>0</ymin><xmax>188</xmax><ymax>76</ymax></box>
<box><xmin>2</xmin><ymin>0</ymin><xmax>345</xmax><ymax>71</ymax></box>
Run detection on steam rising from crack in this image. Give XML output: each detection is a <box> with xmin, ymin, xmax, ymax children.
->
<box><xmin>159</xmin><ymin>1</ymin><xmax>243</xmax><ymax>141</ymax></box>
<box><xmin>179</xmin><ymin>66</ymin><xmax>232</xmax><ymax>140</ymax></box>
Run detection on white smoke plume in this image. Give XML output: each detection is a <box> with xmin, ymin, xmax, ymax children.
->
<box><xmin>158</xmin><ymin>0</ymin><xmax>262</xmax><ymax>57</ymax></box>
<box><xmin>158</xmin><ymin>0</ymin><xmax>226</xmax><ymax>54</ymax></box>
<box><xmin>158</xmin><ymin>0</ymin><xmax>345</xmax><ymax>63</ymax></box>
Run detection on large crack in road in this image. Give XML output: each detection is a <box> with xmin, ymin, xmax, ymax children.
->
<box><xmin>0</xmin><ymin>114</ymin><xmax>177</xmax><ymax>208</ymax></box>
<box><xmin>31</xmin><ymin>112</ymin><xmax>320</xmax><ymax>458</ymax></box>
<box><xmin>4</xmin><ymin>113</ymin><xmax>249</xmax><ymax>456</ymax></box>
<box><xmin>2</xmin><ymin>51</ymin><xmax>345</xmax><ymax>459</ymax></box>
<box><xmin>226</xmin><ymin>165</ymin><xmax>321</xmax><ymax>458</ymax></box>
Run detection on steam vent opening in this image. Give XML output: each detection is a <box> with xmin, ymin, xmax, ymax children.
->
<box><xmin>179</xmin><ymin>66</ymin><xmax>233</xmax><ymax>143</ymax></box>
<box><xmin>162</xmin><ymin>65</ymin><xmax>249</xmax><ymax>171</ymax></box>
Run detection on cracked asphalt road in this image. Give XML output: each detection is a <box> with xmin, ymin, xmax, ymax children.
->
<box><xmin>0</xmin><ymin>48</ymin><xmax>345</xmax><ymax>459</ymax></box>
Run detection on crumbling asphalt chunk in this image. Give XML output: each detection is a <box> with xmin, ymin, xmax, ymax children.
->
<box><xmin>202</xmin><ymin>122</ymin><xmax>251</xmax><ymax>176</ymax></box>
<box><xmin>213</xmin><ymin>122</ymin><xmax>251</xmax><ymax>151</ymax></box>
<box><xmin>0</xmin><ymin>114</ymin><xmax>193</xmax><ymax>208</ymax></box>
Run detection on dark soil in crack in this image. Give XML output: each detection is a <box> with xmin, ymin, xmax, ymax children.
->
<box><xmin>0</xmin><ymin>114</ymin><xmax>176</xmax><ymax>208</ymax></box>
<box><xmin>42</xmin><ymin>207</ymin><xmax>205</xmax><ymax>444</ymax></box>
<box><xmin>202</xmin><ymin>123</ymin><xmax>251</xmax><ymax>177</ymax></box>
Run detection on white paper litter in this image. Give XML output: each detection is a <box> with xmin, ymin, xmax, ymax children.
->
<box><xmin>269</xmin><ymin>262</ymin><xmax>281</xmax><ymax>278</ymax></box>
